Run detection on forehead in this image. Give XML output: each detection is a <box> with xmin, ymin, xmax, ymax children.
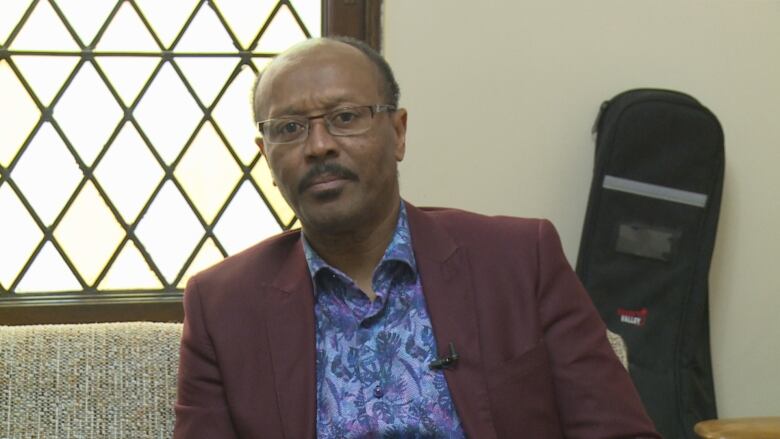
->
<box><xmin>255</xmin><ymin>41</ymin><xmax>382</xmax><ymax>118</ymax></box>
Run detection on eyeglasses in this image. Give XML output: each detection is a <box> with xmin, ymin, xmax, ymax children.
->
<box><xmin>257</xmin><ymin>104</ymin><xmax>396</xmax><ymax>145</ymax></box>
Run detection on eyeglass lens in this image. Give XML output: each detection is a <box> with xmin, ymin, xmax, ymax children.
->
<box><xmin>263</xmin><ymin>106</ymin><xmax>377</xmax><ymax>144</ymax></box>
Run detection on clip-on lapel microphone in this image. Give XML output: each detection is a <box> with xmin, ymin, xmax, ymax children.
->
<box><xmin>429</xmin><ymin>342</ymin><xmax>459</xmax><ymax>370</ymax></box>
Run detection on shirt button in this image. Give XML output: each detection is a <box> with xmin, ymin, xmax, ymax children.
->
<box><xmin>373</xmin><ymin>386</ymin><xmax>384</xmax><ymax>399</ymax></box>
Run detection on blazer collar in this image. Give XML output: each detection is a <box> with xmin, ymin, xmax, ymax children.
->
<box><xmin>406</xmin><ymin>203</ymin><xmax>498</xmax><ymax>439</ymax></box>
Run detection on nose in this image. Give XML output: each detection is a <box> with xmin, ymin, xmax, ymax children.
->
<box><xmin>303</xmin><ymin>117</ymin><xmax>338</xmax><ymax>161</ymax></box>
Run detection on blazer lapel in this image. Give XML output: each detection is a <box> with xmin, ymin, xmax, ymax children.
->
<box><xmin>261</xmin><ymin>204</ymin><xmax>498</xmax><ymax>438</ymax></box>
<box><xmin>265</xmin><ymin>240</ymin><xmax>317</xmax><ymax>439</ymax></box>
<box><xmin>407</xmin><ymin>204</ymin><xmax>498</xmax><ymax>439</ymax></box>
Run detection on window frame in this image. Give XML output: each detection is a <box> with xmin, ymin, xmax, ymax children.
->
<box><xmin>0</xmin><ymin>0</ymin><xmax>383</xmax><ymax>325</ymax></box>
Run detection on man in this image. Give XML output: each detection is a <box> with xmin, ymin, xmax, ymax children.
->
<box><xmin>174</xmin><ymin>37</ymin><xmax>661</xmax><ymax>438</ymax></box>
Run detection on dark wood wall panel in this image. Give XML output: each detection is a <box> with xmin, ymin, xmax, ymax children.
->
<box><xmin>324</xmin><ymin>0</ymin><xmax>383</xmax><ymax>50</ymax></box>
<box><xmin>0</xmin><ymin>301</ymin><xmax>183</xmax><ymax>325</ymax></box>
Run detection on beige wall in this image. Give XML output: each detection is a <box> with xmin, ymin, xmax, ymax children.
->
<box><xmin>384</xmin><ymin>0</ymin><xmax>780</xmax><ymax>418</ymax></box>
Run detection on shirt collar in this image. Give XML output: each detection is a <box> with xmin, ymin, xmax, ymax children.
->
<box><xmin>302</xmin><ymin>201</ymin><xmax>417</xmax><ymax>282</ymax></box>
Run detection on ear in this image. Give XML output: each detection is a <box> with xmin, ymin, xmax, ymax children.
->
<box><xmin>255</xmin><ymin>137</ymin><xmax>278</xmax><ymax>186</ymax></box>
<box><xmin>255</xmin><ymin>136</ymin><xmax>266</xmax><ymax>156</ymax></box>
<box><xmin>392</xmin><ymin>108</ymin><xmax>408</xmax><ymax>162</ymax></box>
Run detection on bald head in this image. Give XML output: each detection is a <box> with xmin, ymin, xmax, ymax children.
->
<box><xmin>252</xmin><ymin>37</ymin><xmax>400</xmax><ymax>122</ymax></box>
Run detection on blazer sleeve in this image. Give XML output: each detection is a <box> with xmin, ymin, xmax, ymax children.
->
<box><xmin>535</xmin><ymin>219</ymin><xmax>661</xmax><ymax>439</ymax></box>
<box><xmin>174</xmin><ymin>277</ymin><xmax>239</xmax><ymax>439</ymax></box>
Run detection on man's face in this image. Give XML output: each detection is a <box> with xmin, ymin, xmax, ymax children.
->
<box><xmin>255</xmin><ymin>42</ymin><xmax>407</xmax><ymax>234</ymax></box>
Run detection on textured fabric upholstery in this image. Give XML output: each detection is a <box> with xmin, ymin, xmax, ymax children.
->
<box><xmin>0</xmin><ymin>322</ymin><xmax>182</xmax><ymax>439</ymax></box>
<box><xmin>0</xmin><ymin>322</ymin><xmax>627</xmax><ymax>438</ymax></box>
<box><xmin>607</xmin><ymin>329</ymin><xmax>629</xmax><ymax>369</ymax></box>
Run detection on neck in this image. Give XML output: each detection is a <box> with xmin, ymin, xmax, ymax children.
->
<box><xmin>303</xmin><ymin>200</ymin><xmax>401</xmax><ymax>296</ymax></box>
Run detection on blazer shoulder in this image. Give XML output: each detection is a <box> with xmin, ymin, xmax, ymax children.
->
<box><xmin>420</xmin><ymin>206</ymin><xmax>551</xmax><ymax>245</ymax></box>
<box><xmin>189</xmin><ymin>229</ymin><xmax>303</xmax><ymax>290</ymax></box>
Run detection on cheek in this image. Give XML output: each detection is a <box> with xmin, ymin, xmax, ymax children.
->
<box><xmin>359</xmin><ymin>145</ymin><xmax>400</xmax><ymax>189</ymax></box>
<box><xmin>360</xmin><ymin>129</ymin><xmax>398</xmax><ymax>162</ymax></box>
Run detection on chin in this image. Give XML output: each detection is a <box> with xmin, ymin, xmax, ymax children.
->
<box><xmin>298</xmin><ymin>200</ymin><xmax>363</xmax><ymax>234</ymax></box>
<box><xmin>303</xmin><ymin>213</ymin><xmax>359</xmax><ymax>236</ymax></box>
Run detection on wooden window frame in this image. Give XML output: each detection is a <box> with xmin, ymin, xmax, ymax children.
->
<box><xmin>0</xmin><ymin>0</ymin><xmax>383</xmax><ymax>325</ymax></box>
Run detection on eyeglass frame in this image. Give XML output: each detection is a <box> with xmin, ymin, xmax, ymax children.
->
<box><xmin>257</xmin><ymin>104</ymin><xmax>397</xmax><ymax>145</ymax></box>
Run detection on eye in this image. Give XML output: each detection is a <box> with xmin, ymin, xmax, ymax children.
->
<box><xmin>270</xmin><ymin>119</ymin><xmax>305</xmax><ymax>141</ymax></box>
<box><xmin>330</xmin><ymin>108</ymin><xmax>362</xmax><ymax>127</ymax></box>
<box><xmin>281</xmin><ymin>121</ymin><xmax>303</xmax><ymax>134</ymax></box>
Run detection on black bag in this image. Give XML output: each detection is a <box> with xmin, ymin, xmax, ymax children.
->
<box><xmin>576</xmin><ymin>89</ymin><xmax>724</xmax><ymax>439</ymax></box>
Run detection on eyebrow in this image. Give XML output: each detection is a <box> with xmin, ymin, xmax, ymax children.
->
<box><xmin>270</xmin><ymin>96</ymin><xmax>363</xmax><ymax>118</ymax></box>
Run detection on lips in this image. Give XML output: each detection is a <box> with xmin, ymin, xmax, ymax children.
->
<box><xmin>306</xmin><ymin>174</ymin><xmax>349</xmax><ymax>191</ymax></box>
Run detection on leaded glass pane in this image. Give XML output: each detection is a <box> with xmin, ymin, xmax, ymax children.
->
<box><xmin>54</xmin><ymin>62</ymin><xmax>124</xmax><ymax>166</ymax></box>
<box><xmin>213</xmin><ymin>0</ymin><xmax>276</xmax><ymax>50</ymax></box>
<box><xmin>0</xmin><ymin>184</ymin><xmax>42</xmax><ymax>288</ymax></box>
<box><xmin>135</xmin><ymin>181</ymin><xmax>204</xmax><ymax>284</ymax></box>
<box><xmin>0</xmin><ymin>1</ymin><xmax>31</xmax><ymax>47</ymax></box>
<box><xmin>212</xmin><ymin>66</ymin><xmax>258</xmax><ymax>165</ymax></box>
<box><xmin>134</xmin><ymin>62</ymin><xmax>202</xmax><ymax>164</ymax></box>
<box><xmin>54</xmin><ymin>63</ymin><xmax>122</xmax><ymax>165</ymax></box>
<box><xmin>94</xmin><ymin>122</ymin><xmax>163</xmax><ymax>223</ymax></box>
<box><xmin>255</xmin><ymin>4</ymin><xmax>307</xmax><ymax>53</ymax></box>
<box><xmin>175</xmin><ymin>3</ymin><xmax>234</xmax><ymax>53</ymax></box>
<box><xmin>95</xmin><ymin>2</ymin><xmax>158</xmax><ymax>52</ymax></box>
<box><xmin>11</xmin><ymin>123</ymin><xmax>82</xmax><ymax>226</ymax></box>
<box><xmin>175</xmin><ymin>57</ymin><xmax>237</xmax><ymax>107</ymax></box>
<box><xmin>96</xmin><ymin>56</ymin><xmax>160</xmax><ymax>106</ymax></box>
<box><xmin>214</xmin><ymin>180</ymin><xmax>280</xmax><ymax>255</ymax></box>
<box><xmin>175</xmin><ymin>122</ymin><xmax>242</xmax><ymax>223</ymax></box>
<box><xmin>11</xmin><ymin>55</ymin><xmax>79</xmax><ymax>106</ymax></box>
<box><xmin>0</xmin><ymin>60</ymin><xmax>39</xmax><ymax>168</ymax></box>
<box><xmin>54</xmin><ymin>181</ymin><xmax>124</xmax><ymax>286</ymax></box>
<box><xmin>177</xmin><ymin>238</ymin><xmax>223</xmax><ymax>289</ymax></box>
<box><xmin>56</xmin><ymin>0</ymin><xmax>116</xmax><ymax>46</ymax></box>
<box><xmin>290</xmin><ymin>0</ymin><xmax>321</xmax><ymax>37</ymax></box>
<box><xmin>251</xmin><ymin>156</ymin><xmax>295</xmax><ymax>227</ymax></box>
<box><xmin>252</xmin><ymin>57</ymin><xmax>273</xmax><ymax>75</ymax></box>
<box><xmin>217</xmin><ymin>0</ymin><xmax>278</xmax><ymax>49</ymax></box>
<box><xmin>15</xmin><ymin>241</ymin><xmax>81</xmax><ymax>293</ymax></box>
<box><xmin>135</xmin><ymin>0</ymin><xmax>198</xmax><ymax>49</ymax></box>
<box><xmin>9</xmin><ymin>0</ymin><xmax>78</xmax><ymax>51</ymax></box>
<box><xmin>1</xmin><ymin>0</ymin><xmax>322</xmax><ymax>297</ymax></box>
<box><xmin>99</xmin><ymin>240</ymin><xmax>162</xmax><ymax>290</ymax></box>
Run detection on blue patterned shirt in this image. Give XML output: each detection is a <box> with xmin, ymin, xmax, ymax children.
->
<box><xmin>303</xmin><ymin>203</ymin><xmax>466</xmax><ymax>438</ymax></box>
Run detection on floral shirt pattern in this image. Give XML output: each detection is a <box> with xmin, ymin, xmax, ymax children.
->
<box><xmin>303</xmin><ymin>203</ymin><xmax>466</xmax><ymax>438</ymax></box>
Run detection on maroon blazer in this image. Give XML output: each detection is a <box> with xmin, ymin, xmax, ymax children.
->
<box><xmin>175</xmin><ymin>203</ymin><xmax>660</xmax><ymax>438</ymax></box>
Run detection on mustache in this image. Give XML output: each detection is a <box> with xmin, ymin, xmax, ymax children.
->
<box><xmin>297</xmin><ymin>163</ymin><xmax>359</xmax><ymax>193</ymax></box>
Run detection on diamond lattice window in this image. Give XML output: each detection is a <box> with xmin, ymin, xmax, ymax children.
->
<box><xmin>0</xmin><ymin>0</ymin><xmax>318</xmax><ymax>297</ymax></box>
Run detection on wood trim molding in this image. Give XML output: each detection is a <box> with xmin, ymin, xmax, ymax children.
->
<box><xmin>323</xmin><ymin>0</ymin><xmax>383</xmax><ymax>51</ymax></box>
<box><xmin>0</xmin><ymin>299</ymin><xmax>183</xmax><ymax>325</ymax></box>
